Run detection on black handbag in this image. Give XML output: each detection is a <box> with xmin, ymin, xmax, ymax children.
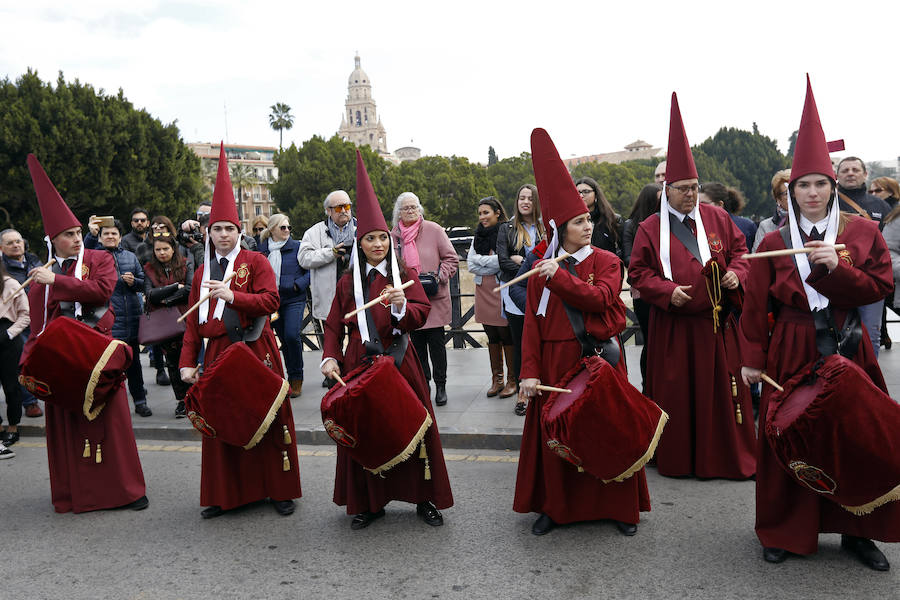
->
<box><xmin>418</xmin><ymin>272</ymin><xmax>440</xmax><ymax>296</ymax></box>
<box><xmin>138</xmin><ymin>307</ymin><xmax>186</xmax><ymax>345</ymax></box>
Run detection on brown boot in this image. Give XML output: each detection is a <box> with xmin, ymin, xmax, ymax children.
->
<box><xmin>499</xmin><ymin>345</ymin><xmax>518</xmax><ymax>398</ymax></box>
<box><xmin>289</xmin><ymin>380</ymin><xmax>303</xmax><ymax>398</ymax></box>
<box><xmin>486</xmin><ymin>343</ymin><xmax>504</xmax><ymax>397</ymax></box>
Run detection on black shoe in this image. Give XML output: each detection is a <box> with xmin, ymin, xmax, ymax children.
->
<box><xmin>763</xmin><ymin>547</ymin><xmax>788</xmax><ymax>564</ymax></box>
<box><xmin>174</xmin><ymin>401</ymin><xmax>187</xmax><ymax>418</ymax></box>
<box><xmin>514</xmin><ymin>401</ymin><xmax>527</xmax><ymax>416</ymax></box>
<box><xmin>350</xmin><ymin>509</ymin><xmax>385</xmax><ymax>530</ymax></box>
<box><xmin>615</xmin><ymin>520</ymin><xmax>637</xmax><ymax>536</ymax></box>
<box><xmin>201</xmin><ymin>506</ymin><xmax>225</xmax><ymax>519</ymax></box>
<box><xmin>531</xmin><ymin>513</ymin><xmax>555</xmax><ymax>536</ymax></box>
<box><xmin>841</xmin><ymin>535</ymin><xmax>890</xmax><ymax>571</ymax></box>
<box><xmin>273</xmin><ymin>499</ymin><xmax>295</xmax><ymax>516</ymax></box>
<box><xmin>135</xmin><ymin>403</ymin><xmax>153</xmax><ymax>417</ymax></box>
<box><xmin>323</xmin><ymin>377</ymin><xmax>337</xmax><ymax>389</ymax></box>
<box><xmin>122</xmin><ymin>495</ymin><xmax>149</xmax><ymax>511</ymax></box>
<box><xmin>416</xmin><ymin>501</ymin><xmax>443</xmax><ymax>526</ymax></box>
<box><xmin>156</xmin><ymin>370</ymin><xmax>170</xmax><ymax>386</ymax></box>
<box><xmin>2</xmin><ymin>431</ymin><xmax>19</xmax><ymax>447</ymax></box>
<box><xmin>434</xmin><ymin>384</ymin><xmax>447</xmax><ymax>407</ymax></box>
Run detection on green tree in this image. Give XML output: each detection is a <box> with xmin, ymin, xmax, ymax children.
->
<box><xmin>571</xmin><ymin>160</ymin><xmax>657</xmax><ymax>215</ymax></box>
<box><xmin>487</xmin><ymin>152</ymin><xmax>534</xmax><ymax>214</ymax></box>
<box><xmin>0</xmin><ymin>69</ymin><xmax>204</xmax><ymax>253</ymax></box>
<box><xmin>487</xmin><ymin>146</ymin><xmax>498</xmax><ymax>166</ymax></box>
<box><xmin>229</xmin><ymin>163</ymin><xmax>257</xmax><ymax>222</ymax></box>
<box><xmin>269</xmin><ymin>102</ymin><xmax>294</xmax><ymax>151</ymax></box>
<box><xmin>787</xmin><ymin>129</ymin><xmax>798</xmax><ymax>158</ymax></box>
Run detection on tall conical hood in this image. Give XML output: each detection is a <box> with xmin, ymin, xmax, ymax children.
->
<box><xmin>530</xmin><ymin>128</ymin><xmax>588</xmax><ymax>233</ymax></box>
<box><xmin>665</xmin><ymin>92</ymin><xmax>699</xmax><ymax>183</ymax></box>
<box><xmin>208</xmin><ymin>142</ymin><xmax>240</xmax><ymax>227</ymax></box>
<box><xmin>354</xmin><ymin>150</ymin><xmax>388</xmax><ymax>238</ymax></box>
<box><xmin>27</xmin><ymin>154</ymin><xmax>81</xmax><ymax>240</ymax></box>
<box><xmin>790</xmin><ymin>75</ymin><xmax>835</xmax><ymax>183</ymax></box>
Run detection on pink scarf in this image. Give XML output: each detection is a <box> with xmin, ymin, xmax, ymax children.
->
<box><xmin>398</xmin><ymin>217</ymin><xmax>422</xmax><ymax>271</ymax></box>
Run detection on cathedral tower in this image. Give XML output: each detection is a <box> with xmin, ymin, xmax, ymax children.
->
<box><xmin>338</xmin><ymin>54</ymin><xmax>388</xmax><ymax>153</ymax></box>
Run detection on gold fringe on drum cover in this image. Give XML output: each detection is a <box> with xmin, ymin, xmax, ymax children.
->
<box><xmin>364</xmin><ymin>413</ymin><xmax>433</xmax><ymax>480</ymax></box>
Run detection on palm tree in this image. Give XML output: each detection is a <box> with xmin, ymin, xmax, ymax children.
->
<box><xmin>269</xmin><ymin>102</ymin><xmax>294</xmax><ymax>150</ymax></box>
<box><xmin>230</xmin><ymin>163</ymin><xmax>257</xmax><ymax>222</ymax></box>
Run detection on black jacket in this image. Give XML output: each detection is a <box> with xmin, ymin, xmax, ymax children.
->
<box><xmin>838</xmin><ymin>185</ymin><xmax>891</xmax><ymax>228</ymax></box>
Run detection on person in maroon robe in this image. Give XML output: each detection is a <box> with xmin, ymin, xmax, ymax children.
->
<box><xmin>179</xmin><ymin>143</ymin><xmax>301</xmax><ymax>519</ymax></box>
<box><xmin>22</xmin><ymin>154</ymin><xmax>147</xmax><ymax>513</ymax></box>
<box><xmin>628</xmin><ymin>93</ymin><xmax>756</xmax><ymax>480</ymax></box>
<box><xmin>321</xmin><ymin>151</ymin><xmax>452</xmax><ymax>530</ymax></box>
<box><xmin>514</xmin><ymin>128</ymin><xmax>651</xmax><ymax>536</ymax></box>
<box><xmin>740</xmin><ymin>76</ymin><xmax>898</xmax><ymax>570</ymax></box>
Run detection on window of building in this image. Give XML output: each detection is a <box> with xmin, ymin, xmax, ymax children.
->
<box><xmin>255</xmin><ymin>205</ymin><xmax>261</xmax><ymax>216</ymax></box>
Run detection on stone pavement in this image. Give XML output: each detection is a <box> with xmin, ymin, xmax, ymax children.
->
<box><xmin>14</xmin><ymin>322</ymin><xmax>900</xmax><ymax>449</ymax></box>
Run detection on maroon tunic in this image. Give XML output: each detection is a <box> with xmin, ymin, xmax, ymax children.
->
<box><xmin>628</xmin><ymin>203</ymin><xmax>756</xmax><ymax>479</ymax></box>
<box><xmin>514</xmin><ymin>248</ymin><xmax>651</xmax><ymax>524</ymax></box>
<box><xmin>24</xmin><ymin>249</ymin><xmax>146</xmax><ymax>513</ymax></box>
<box><xmin>740</xmin><ymin>216</ymin><xmax>900</xmax><ymax>554</ymax></box>
<box><xmin>323</xmin><ymin>266</ymin><xmax>453</xmax><ymax>514</ymax></box>
<box><xmin>179</xmin><ymin>249</ymin><xmax>301</xmax><ymax>510</ymax></box>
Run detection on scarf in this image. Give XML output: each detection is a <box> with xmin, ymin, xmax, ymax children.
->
<box><xmin>40</xmin><ymin>237</ymin><xmax>84</xmax><ymax>335</ymax></box>
<box><xmin>267</xmin><ymin>239</ymin><xmax>287</xmax><ymax>283</ymax></box>
<box><xmin>398</xmin><ymin>217</ymin><xmax>422</xmax><ymax>271</ymax></box>
<box><xmin>785</xmin><ymin>189</ymin><xmax>840</xmax><ymax>311</ymax></box>
<box><xmin>657</xmin><ymin>184</ymin><xmax>711</xmax><ymax>281</ymax></box>
<box><xmin>199</xmin><ymin>233</ymin><xmax>239</xmax><ymax>325</ymax></box>
<box><xmin>327</xmin><ymin>217</ymin><xmax>356</xmax><ymax>247</ymax></box>
<box><xmin>350</xmin><ymin>245</ymin><xmax>402</xmax><ymax>343</ymax></box>
<box><xmin>473</xmin><ymin>222</ymin><xmax>501</xmax><ymax>255</ymax></box>
<box><xmin>773</xmin><ymin>204</ymin><xmax>788</xmax><ymax>227</ymax></box>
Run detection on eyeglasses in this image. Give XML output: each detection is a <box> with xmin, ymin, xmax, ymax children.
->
<box><xmin>577</xmin><ymin>189</ymin><xmax>594</xmax><ymax>196</ymax></box>
<box><xmin>280</xmin><ymin>225</ymin><xmax>292</xmax><ymax>231</ymax></box>
<box><xmin>132</xmin><ymin>217</ymin><xmax>148</xmax><ymax>223</ymax></box>
<box><xmin>399</xmin><ymin>206</ymin><xmax>419</xmax><ymax>213</ymax></box>
<box><xmin>253</xmin><ymin>227</ymin><xmax>266</xmax><ymax>233</ymax></box>
<box><xmin>869</xmin><ymin>188</ymin><xmax>883</xmax><ymax>194</ymax></box>
<box><xmin>152</xmin><ymin>231</ymin><xmax>172</xmax><ymax>238</ymax></box>
<box><xmin>329</xmin><ymin>204</ymin><xmax>352</xmax><ymax>213</ymax></box>
<box><xmin>776</xmin><ymin>191</ymin><xmax>788</xmax><ymax>199</ymax></box>
<box><xmin>667</xmin><ymin>183</ymin><xmax>701</xmax><ymax>194</ymax></box>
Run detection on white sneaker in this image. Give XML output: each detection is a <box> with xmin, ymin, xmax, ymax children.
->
<box><xmin>0</xmin><ymin>443</ymin><xmax>14</xmax><ymax>459</ymax></box>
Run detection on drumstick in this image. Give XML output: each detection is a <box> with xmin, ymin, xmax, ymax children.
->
<box><xmin>760</xmin><ymin>373</ymin><xmax>784</xmax><ymax>392</ymax></box>
<box><xmin>494</xmin><ymin>252</ymin><xmax>571</xmax><ymax>292</ymax></box>
<box><xmin>177</xmin><ymin>272</ymin><xmax>236</xmax><ymax>323</ymax></box>
<box><xmin>343</xmin><ymin>279</ymin><xmax>415</xmax><ymax>320</ymax></box>
<box><xmin>333</xmin><ymin>372</ymin><xmax>347</xmax><ymax>387</ymax></box>
<box><xmin>0</xmin><ymin>260</ymin><xmax>54</xmax><ymax>307</ymax></box>
<box><xmin>535</xmin><ymin>384</ymin><xmax>572</xmax><ymax>394</ymax></box>
<box><xmin>743</xmin><ymin>244</ymin><xmax>846</xmax><ymax>259</ymax></box>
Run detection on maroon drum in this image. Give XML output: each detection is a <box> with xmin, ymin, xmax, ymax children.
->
<box><xmin>765</xmin><ymin>354</ymin><xmax>900</xmax><ymax>515</ymax></box>
<box><xmin>321</xmin><ymin>355</ymin><xmax>432</xmax><ymax>477</ymax></box>
<box><xmin>185</xmin><ymin>342</ymin><xmax>289</xmax><ymax>449</ymax></box>
<box><xmin>19</xmin><ymin>316</ymin><xmax>131</xmax><ymax>420</ymax></box>
<box><xmin>541</xmin><ymin>356</ymin><xmax>668</xmax><ymax>482</ymax></box>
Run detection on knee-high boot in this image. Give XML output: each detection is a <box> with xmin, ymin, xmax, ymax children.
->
<box><xmin>486</xmin><ymin>343</ymin><xmax>504</xmax><ymax>397</ymax></box>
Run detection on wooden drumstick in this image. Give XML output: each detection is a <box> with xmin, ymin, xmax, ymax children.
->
<box><xmin>743</xmin><ymin>244</ymin><xmax>846</xmax><ymax>259</ymax></box>
<box><xmin>760</xmin><ymin>373</ymin><xmax>784</xmax><ymax>392</ymax></box>
<box><xmin>333</xmin><ymin>372</ymin><xmax>347</xmax><ymax>387</ymax></box>
<box><xmin>494</xmin><ymin>252</ymin><xmax>571</xmax><ymax>292</ymax></box>
<box><xmin>535</xmin><ymin>384</ymin><xmax>572</xmax><ymax>394</ymax></box>
<box><xmin>0</xmin><ymin>260</ymin><xmax>54</xmax><ymax>307</ymax></box>
<box><xmin>177</xmin><ymin>272</ymin><xmax>236</xmax><ymax>323</ymax></box>
<box><xmin>343</xmin><ymin>279</ymin><xmax>415</xmax><ymax>320</ymax></box>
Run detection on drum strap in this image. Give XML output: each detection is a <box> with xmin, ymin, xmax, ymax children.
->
<box><xmin>210</xmin><ymin>257</ymin><xmax>266</xmax><ymax>344</ymax></box>
<box><xmin>362</xmin><ymin>269</ymin><xmax>408</xmax><ymax>368</ymax></box>
<box><xmin>560</xmin><ymin>259</ymin><xmax>620</xmax><ymax>367</ymax></box>
<box><xmin>53</xmin><ymin>260</ymin><xmax>108</xmax><ymax>328</ymax></box>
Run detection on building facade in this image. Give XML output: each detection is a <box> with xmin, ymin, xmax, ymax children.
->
<box><xmin>562</xmin><ymin>139</ymin><xmax>664</xmax><ymax>170</ymax></box>
<box><xmin>337</xmin><ymin>54</ymin><xmax>389</xmax><ymax>155</ymax></box>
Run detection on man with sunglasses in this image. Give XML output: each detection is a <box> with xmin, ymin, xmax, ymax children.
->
<box><xmin>120</xmin><ymin>208</ymin><xmax>151</xmax><ymax>254</ymax></box>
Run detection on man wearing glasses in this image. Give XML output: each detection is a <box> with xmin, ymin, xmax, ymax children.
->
<box><xmin>120</xmin><ymin>208</ymin><xmax>151</xmax><ymax>254</ymax></box>
<box><xmin>298</xmin><ymin>190</ymin><xmax>356</xmax><ymax>382</ymax></box>
<box><xmin>629</xmin><ymin>92</ymin><xmax>756</xmax><ymax>481</ymax></box>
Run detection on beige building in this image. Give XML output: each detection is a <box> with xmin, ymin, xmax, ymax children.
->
<box><xmin>187</xmin><ymin>143</ymin><xmax>279</xmax><ymax>232</ymax></box>
<box><xmin>338</xmin><ymin>54</ymin><xmax>389</xmax><ymax>155</ymax></box>
<box><xmin>563</xmin><ymin>139</ymin><xmax>664</xmax><ymax>170</ymax></box>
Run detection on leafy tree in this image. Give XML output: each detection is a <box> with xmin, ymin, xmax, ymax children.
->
<box><xmin>0</xmin><ymin>69</ymin><xmax>204</xmax><ymax>254</ymax></box>
<box><xmin>487</xmin><ymin>146</ymin><xmax>498</xmax><ymax>166</ymax></box>
<box><xmin>787</xmin><ymin>129</ymin><xmax>798</xmax><ymax>158</ymax></box>
<box><xmin>269</xmin><ymin>102</ymin><xmax>294</xmax><ymax>151</ymax></box>
<box><xmin>571</xmin><ymin>160</ymin><xmax>658</xmax><ymax>215</ymax></box>
<box><xmin>487</xmin><ymin>152</ymin><xmax>534</xmax><ymax>214</ymax></box>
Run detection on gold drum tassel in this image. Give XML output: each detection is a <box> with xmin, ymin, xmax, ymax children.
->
<box><xmin>82</xmin><ymin>439</ymin><xmax>91</xmax><ymax>458</ymax></box>
<box><xmin>730</xmin><ymin>375</ymin><xmax>738</xmax><ymax>397</ymax></box>
<box><xmin>736</xmin><ymin>404</ymin><xmax>743</xmax><ymax>425</ymax></box>
<box><xmin>420</xmin><ymin>441</ymin><xmax>431</xmax><ymax>480</ymax></box>
<box><xmin>282</xmin><ymin>450</ymin><xmax>290</xmax><ymax>472</ymax></box>
<box><xmin>95</xmin><ymin>443</ymin><xmax>102</xmax><ymax>464</ymax></box>
<box><xmin>282</xmin><ymin>425</ymin><xmax>291</xmax><ymax>445</ymax></box>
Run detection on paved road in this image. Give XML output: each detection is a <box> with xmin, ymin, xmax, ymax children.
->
<box><xmin>3</xmin><ymin>440</ymin><xmax>897</xmax><ymax>599</ymax></box>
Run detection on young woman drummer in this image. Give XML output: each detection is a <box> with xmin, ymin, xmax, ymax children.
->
<box><xmin>740</xmin><ymin>77</ymin><xmax>899</xmax><ymax>570</ymax></box>
<box><xmin>514</xmin><ymin>129</ymin><xmax>651</xmax><ymax>536</ymax></box>
<box><xmin>321</xmin><ymin>152</ymin><xmax>453</xmax><ymax>530</ymax></box>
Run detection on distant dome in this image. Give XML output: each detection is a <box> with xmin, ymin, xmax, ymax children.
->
<box><xmin>348</xmin><ymin>54</ymin><xmax>370</xmax><ymax>86</ymax></box>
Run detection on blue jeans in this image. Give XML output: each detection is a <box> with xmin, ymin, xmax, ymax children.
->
<box><xmin>273</xmin><ymin>301</ymin><xmax>304</xmax><ymax>381</ymax></box>
<box><xmin>858</xmin><ymin>300</ymin><xmax>884</xmax><ymax>359</ymax></box>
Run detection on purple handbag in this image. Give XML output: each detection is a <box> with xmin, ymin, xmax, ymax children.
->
<box><xmin>138</xmin><ymin>306</ymin><xmax>186</xmax><ymax>345</ymax></box>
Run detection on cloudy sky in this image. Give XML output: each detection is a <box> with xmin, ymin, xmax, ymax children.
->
<box><xmin>2</xmin><ymin>1</ymin><xmax>898</xmax><ymax>165</ymax></box>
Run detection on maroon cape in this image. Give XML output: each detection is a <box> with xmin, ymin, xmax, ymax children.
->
<box><xmin>629</xmin><ymin>203</ymin><xmax>756</xmax><ymax>479</ymax></box>
<box><xmin>179</xmin><ymin>249</ymin><xmax>301</xmax><ymax>510</ymax></box>
<box><xmin>323</xmin><ymin>265</ymin><xmax>453</xmax><ymax>515</ymax></box>
<box><xmin>740</xmin><ymin>216</ymin><xmax>900</xmax><ymax>554</ymax></box>
<box><xmin>24</xmin><ymin>249</ymin><xmax>146</xmax><ymax>513</ymax></box>
<box><xmin>514</xmin><ymin>248</ymin><xmax>651</xmax><ymax>524</ymax></box>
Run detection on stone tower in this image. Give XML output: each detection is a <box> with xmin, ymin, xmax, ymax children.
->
<box><xmin>338</xmin><ymin>54</ymin><xmax>388</xmax><ymax>153</ymax></box>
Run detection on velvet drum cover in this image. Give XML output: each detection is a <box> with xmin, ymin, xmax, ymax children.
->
<box><xmin>766</xmin><ymin>354</ymin><xmax>900</xmax><ymax>515</ymax></box>
<box><xmin>321</xmin><ymin>355</ymin><xmax>432</xmax><ymax>476</ymax></box>
<box><xmin>20</xmin><ymin>316</ymin><xmax>131</xmax><ymax>420</ymax></box>
<box><xmin>185</xmin><ymin>342</ymin><xmax>289</xmax><ymax>449</ymax></box>
<box><xmin>541</xmin><ymin>356</ymin><xmax>668</xmax><ymax>483</ymax></box>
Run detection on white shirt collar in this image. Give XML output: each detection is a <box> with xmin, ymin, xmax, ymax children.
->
<box><xmin>215</xmin><ymin>244</ymin><xmax>241</xmax><ymax>264</ymax></box>
<box><xmin>798</xmin><ymin>214</ymin><xmax>829</xmax><ymax>236</ymax></box>
<box><xmin>568</xmin><ymin>245</ymin><xmax>593</xmax><ymax>264</ymax></box>
<box><xmin>666</xmin><ymin>201</ymin><xmax>691</xmax><ymax>222</ymax></box>
<box><xmin>364</xmin><ymin>259</ymin><xmax>388</xmax><ymax>278</ymax></box>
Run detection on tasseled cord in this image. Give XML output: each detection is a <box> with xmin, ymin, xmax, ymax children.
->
<box><xmin>282</xmin><ymin>425</ymin><xmax>291</xmax><ymax>445</ymax></box>
<box><xmin>731</xmin><ymin>375</ymin><xmax>743</xmax><ymax>425</ymax></box>
<box><xmin>282</xmin><ymin>450</ymin><xmax>290</xmax><ymax>472</ymax></box>
<box><xmin>95</xmin><ymin>443</ymin><xmax>102</xmax><ymax>464</ymax></box>
<box><xmin>82</xmin><ymin>439</ymin><xmax>90</xmax><ymax>458</ymax></box>
<box><xmin>419</xmin><ymin>441</ymin><xmax>431</xmax><ymax>480</ymax></box>
<box><xmin>705</xmin><ymin>260</ymin><xmax>723</xmax><ymax>333</ymax></box>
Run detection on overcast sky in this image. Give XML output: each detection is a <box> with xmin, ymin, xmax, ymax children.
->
<box><xmin>2</xmin><ymin>1</ymin><xmax>898</xmax><ymax>166</ymax></box>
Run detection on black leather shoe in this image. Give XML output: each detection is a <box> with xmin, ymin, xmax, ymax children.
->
<box><xmin>2</xmin><ymin>431</ymin><xmax>19</xmax><ymax>447</ymax></box>
<box><xmin>434</xmin><ymin>384</ymin><xmax>447</xmax><ymax>407</ymax></box>
<box><xmin>156</xmin><ymin>370</ymin><xmax>170</xmax><ymax>386</ymax></box>
<box><xmin>514</xmin><ymin>402</ymin><xmax>527</xmax><ymax>416</ymax></box>
<box><xmin>416</xmin><ymin>501</ymin><xmax>443</xmax><ymax>526</ymax></box>
<box><xmin>841</xmin><ymin>535</ymin><xmax>890</xmax><ymax>571</ymax></box>
<box><xmin>531</xmin><ymin>513</ymin><xmax>555</xmax><ymax>536</ymax></box>
<box><xmin>615</xmin><ymin>520</ymin><xmax>637</xmax><ymax>536</ymax></box>
<box><xmin>123</xmin><ymin>495</ymin><xmax>149</xmax><ymax>511</ymax></box>
<box><xmin>273</xmin><ymin>499</ymin><xmax>295</xmax><ymax>516</ymax></box>
<box><xmin>201</xmin><ymin>506</ymin><xmax>225</xmax><ymax>519</ymax></box>
<box><xmin>174</xmin><ymin>401</ymin><xmax>187</xmax><ymax>418</ymax></box>
<box><xmin>135</xmin><ymin>403</ymin><xmax>153</xmax><ymax>417</ymax></box>
<box><xmin>763</xmin><ymin>547</ymin><xmax>788</xmax><ymax>564</ymax></box>
<box><xmin>350</xmin><ymin>509</ymin><xmax>385</xmax><ymax>530</ymax></box>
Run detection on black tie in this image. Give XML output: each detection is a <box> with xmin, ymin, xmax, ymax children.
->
<box><xmin>216</xmin><ymin>257</ymin><xmax>228</xmax><ymax>281</ymax></box>
<box><xmin>53</xmin><ymin>258</ymin><xmax>75</xmax><ymax>275</ymax></box>
<box><xmin>809</xmin><ymin>227</ymin><xmax>824</xmax><ymax>242</ymax></box>
<box><xmin>684</xmin><ymin>216</ymin><xmax>697</xmax><ymax>237</ymax></box>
